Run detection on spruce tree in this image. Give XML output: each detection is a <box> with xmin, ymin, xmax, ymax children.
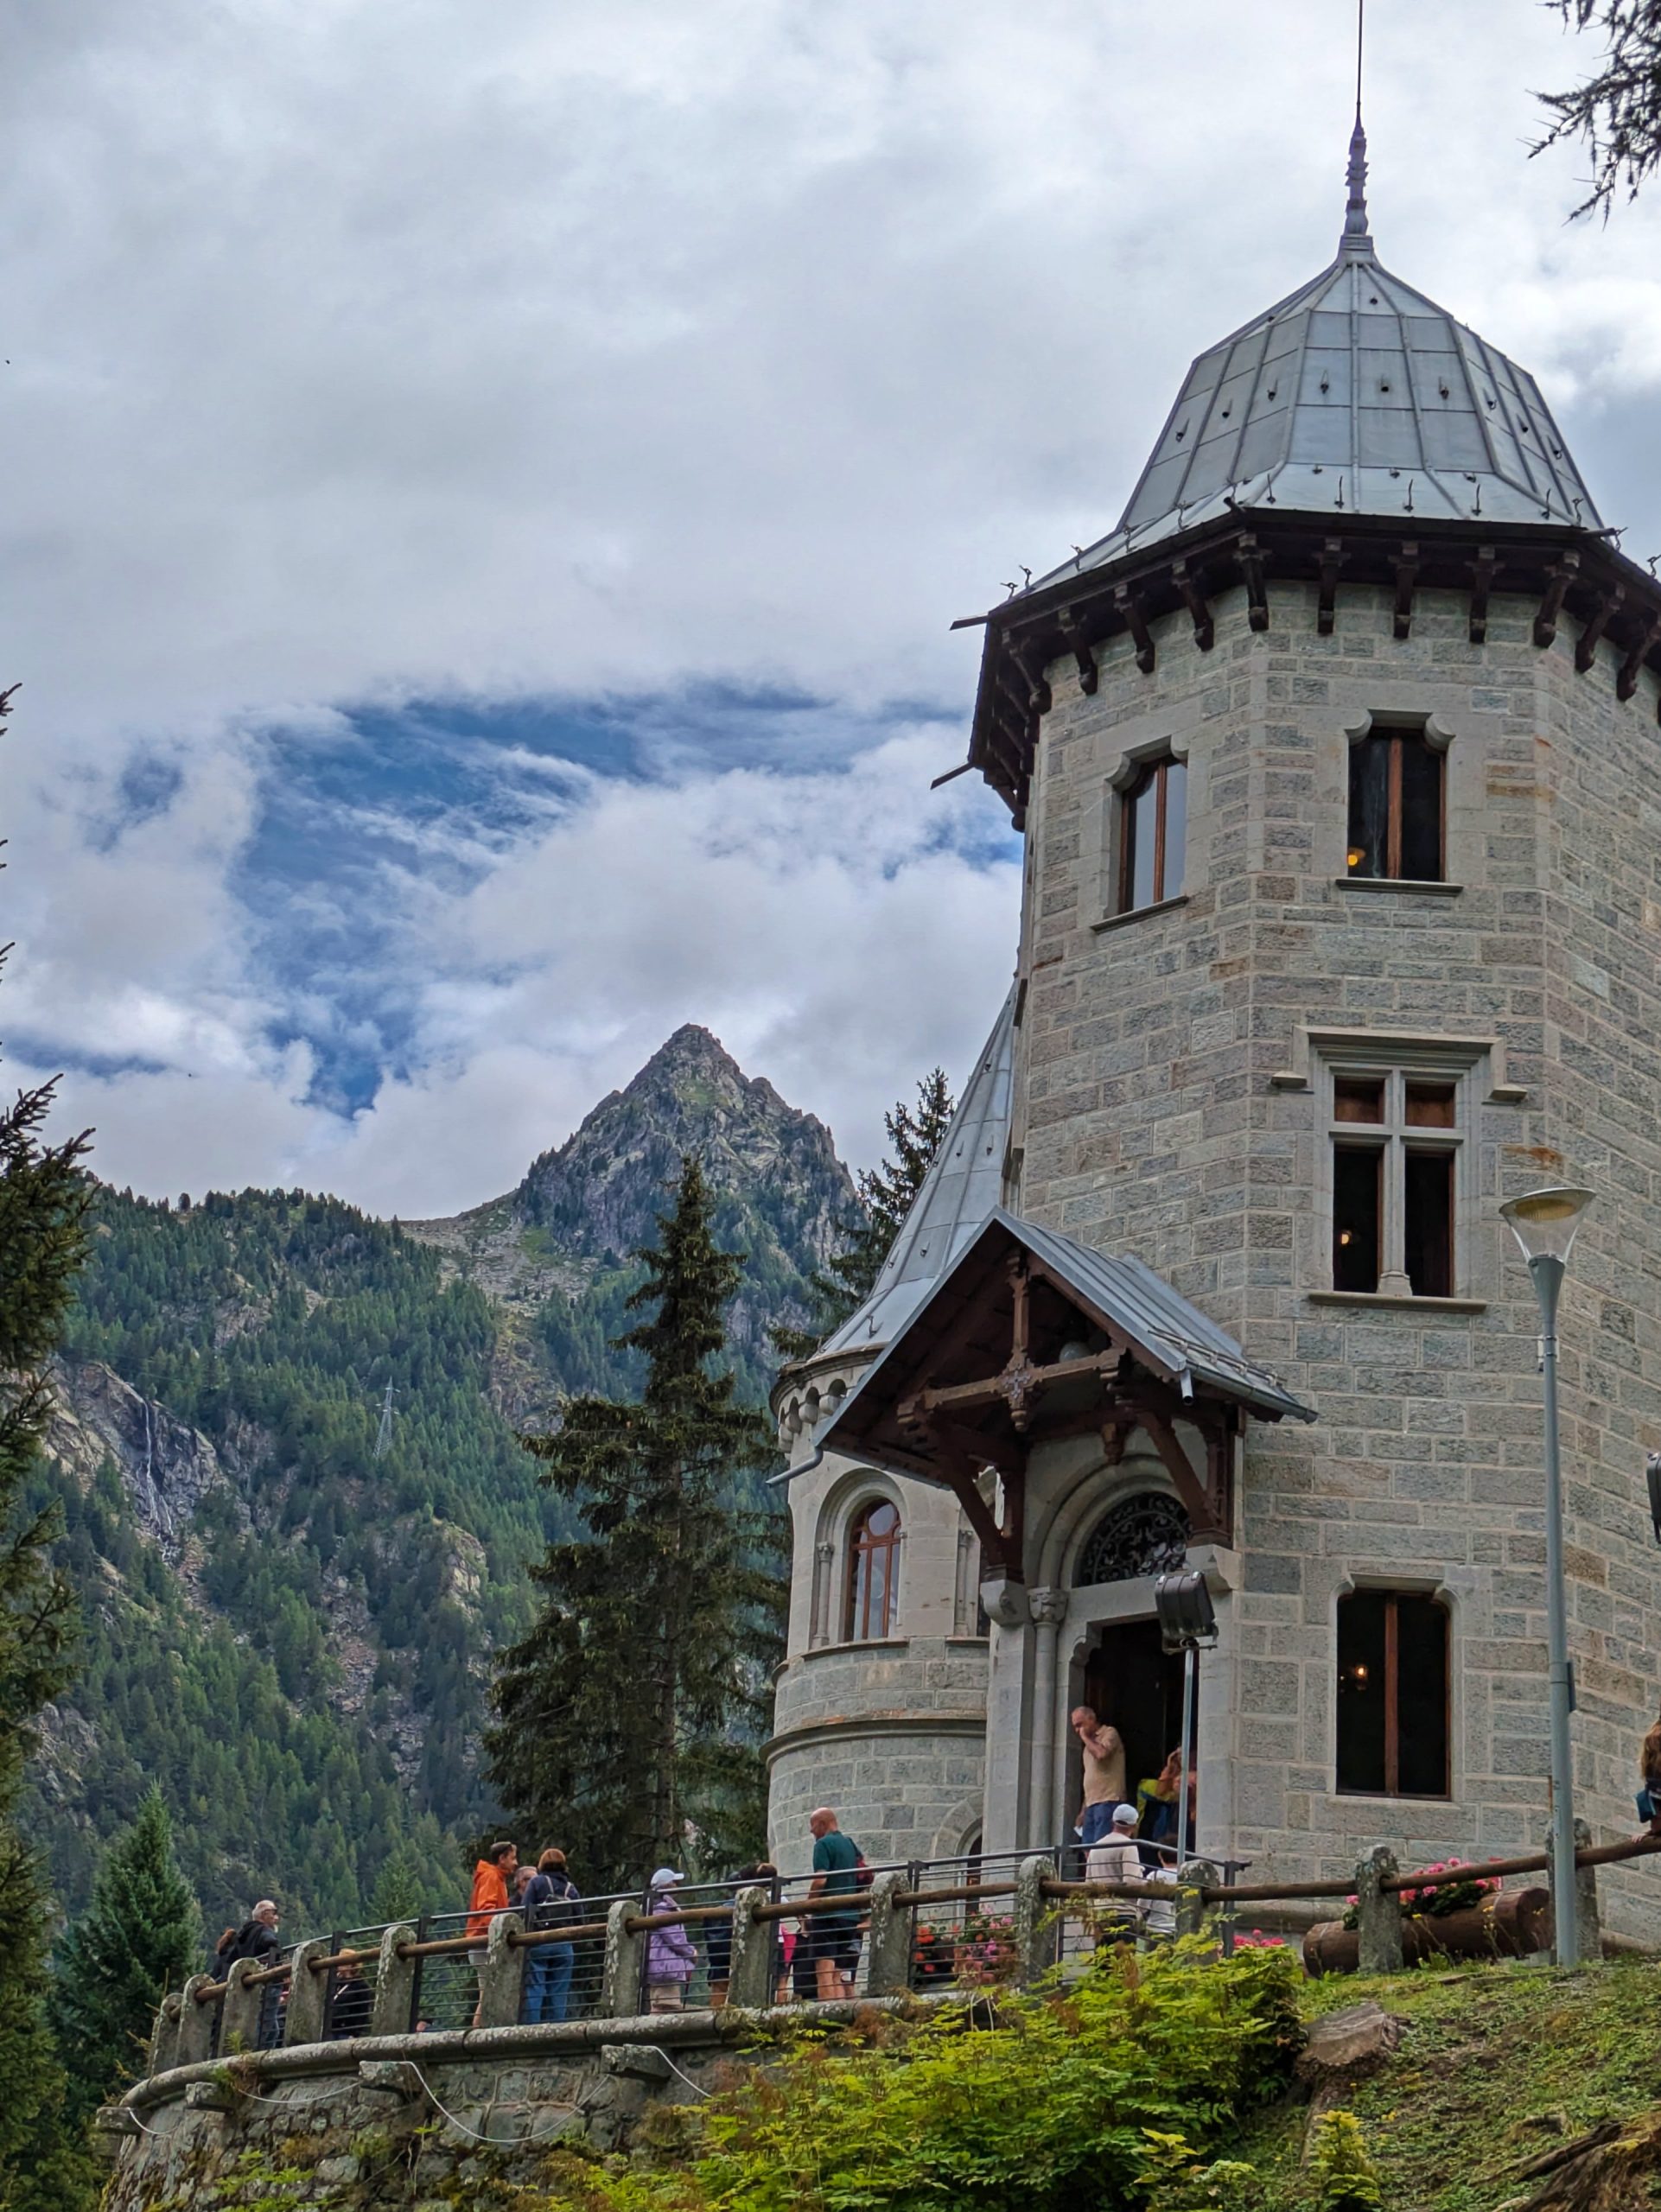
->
<box><xmin>0</xmin><ymin>685</ymin><xmax>96</xmax><ymax>2210</ymax></box>
<box><xmin>48</xmin><ymin>1786</ymin><xmax>198</xmax><ymax>2123</ymax></box>
<box><xmin>772</xmin><ymin>1066</ymin><xmax>956</xmax><ymax>1362</ymax></box>
<box><xmin>486</xmin><ymin>1157</ymin><xmax>780</xmax><ymax>1889</ymax></box>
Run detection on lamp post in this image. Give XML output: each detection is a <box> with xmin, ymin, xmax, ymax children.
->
<box><xmin>1499</xmin><ymin>1184</ymin><xmax>1594</xmax><ymax>1968</ymax></box>
<box><xmin>1154</xmin><ymin>1570</ymin><xmax>1219</xmax><ymax>1870</ymax></box>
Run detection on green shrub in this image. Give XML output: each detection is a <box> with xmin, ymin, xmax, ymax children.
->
<box><xmin>1308</xmin><ymin>2111</ymin><xmax>1383</xmax><ymax>2212</ymax></box>
<box><xmin>571</xmin><ymin>1941</ymin><xmax>1302</xmax><ymax>2212</ymax></box>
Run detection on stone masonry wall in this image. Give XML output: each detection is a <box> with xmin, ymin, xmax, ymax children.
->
<box><xmin>1016</xmin><ymin>575</ymin><xmax>1661</xmax><ymax>1938</ymax></box>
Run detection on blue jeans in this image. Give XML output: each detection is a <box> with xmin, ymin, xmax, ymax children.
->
<box><xmin>1079</xmin><ymin>1802</ymin><xmax>1116</xmax><ymax>1847</ymax></box>
<box><xmin>524</xmin><ymin>1942</ymin><xmax>574</xmax><ymax>2023</ymax></box>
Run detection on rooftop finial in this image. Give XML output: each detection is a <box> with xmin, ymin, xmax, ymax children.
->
<box><xmin>1340</xmin><ymin>0</ymin><xmax>1373</xmax><ymax>257</ymax></box>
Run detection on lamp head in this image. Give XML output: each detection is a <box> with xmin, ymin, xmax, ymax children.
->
<box><xmin>1499</xmin><ymin>1185</ymin><xmax>1594</xmax><ymax>1268</ymax></box>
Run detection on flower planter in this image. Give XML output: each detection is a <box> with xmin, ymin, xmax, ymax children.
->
<box><xmin>1301</xmin><ymin>1885</ymin><xmax>1552</xmax><ymax>1976</ymax></box>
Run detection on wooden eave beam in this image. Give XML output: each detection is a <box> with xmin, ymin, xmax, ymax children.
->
<box><xmin>1318</xmin><ymin>537</ymin><xmax>1346</xmax><ymax>637</ymax></box>
<box><xmin>1575</xmin><ymin>586</ymin><xmax>1625</xmax><ymax>673</ymax></box>
<box><xmin>1534</xmin><ymin>552</ymin><xmax>1579</xmax><ymax>649</ymax></box>
<box><xmin>1171</xmin><ymin>559</ymin><xmax>1214</xmax><ymax>652</ymax></box>
<box><xmin>1469</xmin><ymin>545</ymin><xmax>1496</xmax><ymax>644</ymax></box>
<box><xmin>1138</xmin><ymin>1403</ymin><xmax>1229</xmax><ymax>1545</ymax></box>
<box><xmin>1392</xmin><ymin>541</ymin><xmax>1419</xmax><ymax>641</ymax></box>
<box><xmin>1006</xmin><ymin>639</ymin><xmax>1053</xmax><ymax>717</ymax></box>
<box><xmin>1114</xmin><ymin>585</ymin><xmax>1156</xmax><ymax>675</ymax></box>
<box><xmin>1617</xmin><ymin>610</ymin><xmax>1661</xmax><ymax>702</ymax></box>
<box><xmin>1058</xmin><ymin>608</ymin><xmax>1099</xmax><ymax>694</ymax></box>
<box><xmin>1237</xmin><ymin>533</ymin><xmax>1270</xmax><ymax>632</ymax></box>
<box><xmin>901</xmin><ymin>1346</ymin><xmax>1122</xmax><ymax>1421</ymax></box>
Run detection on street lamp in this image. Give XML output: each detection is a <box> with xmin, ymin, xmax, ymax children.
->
<box><xmin>1499</xmin><ymin>1184</ymin><xmax>1594</xmax><ymax>1967</ymax></box>
<box><xmin>1154</xmin><ymin>1570</ymin><xmax>1219</xmax><ymax>1870</ymax></box>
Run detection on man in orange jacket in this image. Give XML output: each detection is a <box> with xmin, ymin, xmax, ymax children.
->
<box><xmin>468</xmin><ymin>1840</ymin><xmax>518</xmax><ymax>2024</ymax></box>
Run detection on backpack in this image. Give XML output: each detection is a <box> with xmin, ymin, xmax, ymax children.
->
<box><xmin>854</xmin><ymin>1853</ymin><xmax>875</xmax><ymax>1892</ymax></box>
<box><xmin>535</xmin><ymin>1877</ymin><xmax>582</xmax><ymax>1933</ymax></box>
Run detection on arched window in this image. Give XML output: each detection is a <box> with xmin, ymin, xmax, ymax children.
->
<box><xmin>1074</xmin><ymin>1493</ymin><xmax>1190</xmax><ymax>1587</ymax></box>
<box><xmin>845</xmin><ymin>1500</ymin><xmax>901</xmax><ymax>1640</ymax></box>
<box><xmin>1118</xmin><ymin>753</ymin><xmax>1187</xmax><ymax>912</ymax></box>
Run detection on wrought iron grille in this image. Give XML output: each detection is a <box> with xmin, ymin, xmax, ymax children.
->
<box><xmin>1074</xmin><ymin>1492</ymin><xmax>1190</xmax><ymax>1586</ymax></box>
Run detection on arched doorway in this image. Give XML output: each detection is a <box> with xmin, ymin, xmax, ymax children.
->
<box><xmin>1070</xmin><ymin>1492</ymin><xmax>1191</xmax><ymax>1826</ymax></box>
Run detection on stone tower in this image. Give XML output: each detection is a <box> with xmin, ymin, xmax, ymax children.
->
<box><xmin>770</xmin><ymin>125</ymin><xmax>1661</xmax><ymax>1938</ymax></box>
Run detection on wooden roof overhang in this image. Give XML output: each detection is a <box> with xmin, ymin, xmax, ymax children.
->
<box><xmin>958</xmin><ymin>511</ymin><xmax>1661</xmax><ymax>824</ymax></box>
<box><xmin>813</xmin><ymin>1212</ymin><xmax>1312</xmax><ymax>1586</ymax></box>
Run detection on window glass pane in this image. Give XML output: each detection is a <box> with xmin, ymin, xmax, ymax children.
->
<box><xmin>1396</xmin><ymin>1597</ymin><xmax>1450</xmax><ymax>1796</ymax></box>
<box><xmin>1333</xmin><ymin>1146</ymin><xmax>1382</xmax><ymax>1292</ymax></box>
<box><xmin>1346</xmin><ymin>738</ymin><xmax>1389</xmax><ymax>877</ymax></box>
<box><xmin>1127</xmin><ymin>776</ymin><xmax>1157</xmax><ymax>911</ymax></box>
<box><xmin>1333</xmin><ymin>1077</ymin><xmax>1384</xmax><ymax>1124</ymax></box>
<box><xmin>866</xmin><ymin>1503</ymin><xmax>899</xmax><ymax>1538</ymax></box>
<box><xmin>868</xmin><ymin>1550</ymin><xmax>889</xmax><ymax>1637</ymax></box>
<box><xmin>1404</xmin><ymin>1150</ymin><xmax>1454</xmax><ymax>1297</ymax></box>
<box><xmin>1404</xmin><ymin>1082</ymin><xmax>1455</xmax><ymax>1128</ymax></box>
<box><xmin>1399</xmin><ymin>737</ymin><xmax>1444</xmax><ymax>880</ymax></box>
<box><xmin>848</xmin><ymin>1555</ymin><xmax>869</xmax><ymax>1639</ymax></box>
<box><xmin>1161</xmin><ymin>759</ymin><xmax>1187</xmax><ymax>899</ymax></box>
<box><xmin>1337</xmin><ymin>1592</ymin><xmax>1388</xmax><ymax>1794</ymax></box>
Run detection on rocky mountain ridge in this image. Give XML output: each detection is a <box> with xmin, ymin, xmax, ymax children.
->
<box><xmin>28</xmin><ymin>1026</ymin><xmax>859</xmax><ymax>1927</ymax></box>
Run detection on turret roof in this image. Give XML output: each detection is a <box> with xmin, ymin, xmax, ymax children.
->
<box><xmin>818</xmin><ymin>982</ymin><xmax>1016</xmax><ymax>1360</ymax></box>
<box><xmin>1031</xmin><ymin>120</ymin><xmax>1601</xmax><ymax>594</ymax></box>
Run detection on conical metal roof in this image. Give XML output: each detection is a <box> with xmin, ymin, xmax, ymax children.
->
<box><xmin>1034</xmin><ymin>122</ymin><xmax>1601</xmax><ymax>594</ymax></box>
<box><xmin>818</xmin><ymin>982</ymin><xmax>1016</xmax><ymax>1359</ymax></box>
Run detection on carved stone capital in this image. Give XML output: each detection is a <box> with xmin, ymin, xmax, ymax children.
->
<box><xmin>1028</xmin><ymin>1586</ymin><xmax>1071</xmax><ymax>1627</ymax></box>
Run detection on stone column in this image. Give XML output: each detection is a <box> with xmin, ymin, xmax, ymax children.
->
<box><xmin>1013</xmin><ymin>1853</ymin><xmax>1056</xmax><ymax>1986</ymax></box>
<box><xmin>476</xmin><ymin>1910</ymin><xmax>526</xmax><ymax>2030</ymax></box>
<box><xmin>150</xmin><ymin>1993</ymin><xmax>182</xmax><ymax>2075</ymax></box>
<box><xmin>864</xmin><ymin>1870</ymin><xmax>912</xmax><ymax>1996</ymax></box>
<box><xmin>1545</xmin><ymin>1818</ymin><xmax>1601</xmax><ymax>1965</ymax></box>
<box><xmin>283</xmin><ymin>1938</ymin><xmax>332</xmax><ymax>2047</ymax></box>
<box><xmin>175</xmin><ymin>1974</ymin><xmax>218</xmax><ymax>2066</ymax></box>
<box><xmin>220</xmin><ymin>1956</ymin><xmax>264</xmax><ymax>2054</ymax></box>
<box><xmin>1027</xmin><ymin>1588</ymin><xmax>1070</xmax><ymax>1852</ymax></box>
<box><xmin>1352</xmin><ymin>1847</ymin><xmax>1403</xmax><ymax>1974</ymax></box>
<box><xmin>371</xmin><ymin>1922</ymin><xmax>419</xmax><ymax>2037</ymax></box>
<box><xmin>723</xmin><ymin>1888</ymin><xmax>775</xmax><ymax>2011</ymax></box>
<box><xmin>601</xmin><ymin>1897</ymin><xmax>646</xmax><ymax>2018</ymax></box>
<box><xmin>1175</xmin><ymin>1859</ymin><xmax>1219</xmax><ymax>1941</ymax></box>
<box><xmin>981</xmin><ymin>1586</ymin><xmax>1034</xmax><ymax>1853</ymax></box>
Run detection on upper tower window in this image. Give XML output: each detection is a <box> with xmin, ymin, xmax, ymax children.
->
<box><xmin>846</xmin><ymin>1500</ymin><xmax>901</xmax><ymax>1640</ymax></box>
<box><xmin>1346</xmin><ymin>722</ymin><xmax>1444</xmax><ymax>882</ymax></box>
<box><xmin>1118</xmin><ymin>753</ymin><xmax>1187</xmax><ymax>913</ymax></box>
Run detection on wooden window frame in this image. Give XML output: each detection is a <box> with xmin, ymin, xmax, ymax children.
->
<box><xmin>1336</xmin><ymin>1588</ymin><xmax>1451</xmax><ymax>1800</ymax></box>
<box><xmin>1117</xmin><ymin>754</ymin><xmax>1184</xmax><ymax>913</ymax></box>
<box><xmin>1324</xmin><ymin>1061</ymin><xmax>1463</xmax><ymax>1297</ymax></box>
<box><xmin>1346</xmin><ymin>724</ymin><xmax>1448</xmax><ymax>883</ymax></box>
<box><xmin>845</xmin><ymin>1500</ymin><xmax>902</xmax><ymax>1641</ymax></box>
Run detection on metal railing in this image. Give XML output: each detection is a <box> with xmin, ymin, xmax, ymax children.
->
<box><xmin>161</xmin><ymin>1830</ymin><xmax>1661</xmax><ymax>2077</ymax></box>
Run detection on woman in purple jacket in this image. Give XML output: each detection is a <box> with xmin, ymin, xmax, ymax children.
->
<box><xmin>646</xmin><ymin>1867</ymin><xmax>698</xmax><ymax>2012</ymax></box>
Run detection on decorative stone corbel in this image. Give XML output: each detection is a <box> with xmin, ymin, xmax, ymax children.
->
<box><xmin>978</xmin><ymin>1572</ymin><xmax>1030</xmax><ymax>1628</ymax></box>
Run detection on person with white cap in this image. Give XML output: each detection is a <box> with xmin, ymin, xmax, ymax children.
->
<box><xmin>645</xmin><ymin>1867</ymin><xmax>698</xmax><ymax>2012</ymax></box>
<box><xmin>1085</xmin><ymin>1804</ymin><xmax>1144</xmax><ymax>1948</ymax></box>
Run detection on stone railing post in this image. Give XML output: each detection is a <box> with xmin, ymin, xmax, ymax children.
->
<box><xmin>150</xmin><ymin>1993</ymin><xmax>182</xmax><ymax>2075</ymax></box>
<box><xmin>601</xmin><ymin>1897</ymin><xmax>647</xmax><ymax>2018</ymax></box>
<box><xmin>1546</xmin><ymin>1817</ymin><xmax>1601</xmax><ymax>1964</ymax></box>
<box><xmin>220</xmin><ymin>1956</ymin><xmax>264</xmax><ymax>2054</ymax></box>
<box><xmin>1353</xmin><ymin>1847</ymin><xmax>1403</xmax><ymax>1973</ymax></box>
<box><xmin>372</xmin><ymin>1922</ymin><xmax>419</xmax><ymax>2037</ymax></box>
<box><xmin>175</xmin><ymin>1974</ymin><xmax>219</xmax><ymax>2066</ymax></box>
<box><xmin>283</xmin><ymin>1939</ymin><xmax>331</xmax><ymax>2046</ymax></box>
<box><xmin>1014</xmin><ymin>1853</ymin><xmax>1054</xmax><ymax>1986</ymax></box>
<box><xmin>1175</xmin><ymin>1859</ymin><xmax>1219</xmax><ymax>1941</ymax></box>
<box><xmin>476</xmin><ymin>1910</ymin><xmax>526</xmax><ymax>2029</ymax></box>
<box><xmin>864</xmin><ymin>1871</ymin><xmax>911</xmax><ymax>1996</ymax></box>
<box><xmin>723</xmin><ymin>1887</ymin><xmax>775</xmax><ymax>2011</ymax></box>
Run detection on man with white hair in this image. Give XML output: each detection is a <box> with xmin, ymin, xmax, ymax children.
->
<box><xmin>226</xmin><ymin>1898</ymin><xmax>283</xmax><ymax>2044</ymax></box>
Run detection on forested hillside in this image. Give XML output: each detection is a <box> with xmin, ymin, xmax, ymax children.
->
<box><xmin>23</xmin><ymin>1028</ymin><xmax>855</xmax><ymax>1933</ymax></box>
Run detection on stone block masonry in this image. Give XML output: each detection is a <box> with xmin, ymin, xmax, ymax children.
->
<box><xmin>1015</xmin><ymin>579</ymin><xmax>1661</xmax><ymax>1940</ymax></box>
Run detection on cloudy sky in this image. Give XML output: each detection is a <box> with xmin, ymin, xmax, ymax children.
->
<box><xmin>5</xmin><ymin>0</ymin><xmax>1660</xmax><ymax>1216</ymax></box>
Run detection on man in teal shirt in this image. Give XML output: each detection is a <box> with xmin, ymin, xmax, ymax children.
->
<box><xmin>807</xmin><ymin>1806</ymin><xmax>862</xmax><ymax>2000</ymax></box>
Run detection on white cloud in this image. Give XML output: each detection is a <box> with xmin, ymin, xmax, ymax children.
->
<box><xmin>7</xmin><ymin>0</ymin><xmax>1661</xmax><ymax>1211</ymax></box>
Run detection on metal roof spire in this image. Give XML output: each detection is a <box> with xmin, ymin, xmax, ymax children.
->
<box><xmin>1341</xmin><ymin>0</ymin><xmax>1373</xmax><ymax>257</ymax></box>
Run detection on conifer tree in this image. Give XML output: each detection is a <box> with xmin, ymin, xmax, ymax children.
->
<box><xmin>48</xmin><ymin>1786</ymin><xmax>198</xmax><ymax>2123</ymax></box>
<box><xmin>0</xmin><ymin>683</ymin><xmax>96</xmax><ymax>2211</ymax></box>
<box><xmin>486</xmin><ymin>1157</ymin><xmax>780</xmax><ymax>1888</ymax></box>
<box><xmin>772</xmin><ymin>1067</ymin><xmax>955</xmax><ymax>1362</ymax></box>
